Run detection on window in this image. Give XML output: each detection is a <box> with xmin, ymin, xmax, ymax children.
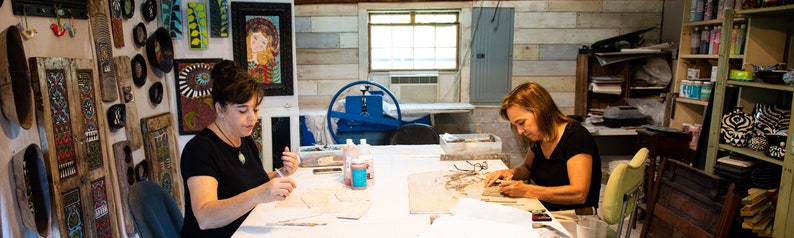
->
<box><xmin>369</xmin><ymin>10</ymin><xmax>459</xmax><ymax>71</ymax></box>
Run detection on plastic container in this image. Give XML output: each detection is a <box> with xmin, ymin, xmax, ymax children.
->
<box><xmin>358</xmin><ymin>139</ymin><xmax>374</xmax><ymax>186</ymax></box>
<box><xmin>440</xmin><ymin>133</ymin><xmax>502</xmax><ymax>154</ymax></box>
<box><xmin>602</xmin><ymin>106</ymin><xmax>648</xmax><ymax>128</ymax></box>
<box><xmin>343</xmin><ymin>139</ymin><xmax>357</xmax><ymax>187</ymax></box>
<box><xmin>350</xmin><ymin>159</ymin><xmax>367</xmax><ymax>190</ymax></box>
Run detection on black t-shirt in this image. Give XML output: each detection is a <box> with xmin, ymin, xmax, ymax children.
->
<box><xmin>528</xmin><ymin>123</ymin><xmax>602</xmax><ymax>211</ymax></box>
<box><xmin>180</xmin><ymin>128</ymin><xmax>269</xmax><ymax>237</ymax></box>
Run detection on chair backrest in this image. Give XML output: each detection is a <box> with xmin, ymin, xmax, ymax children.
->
<box><xmin>128</xmin><ymin>181</ymin><xmax>183</xmax><ymax>238</ymax></box>
<box><xmin>389</xmin><ymin>123</ymin><xmax>440</xmax><ymax>145</ymax></box>
<box><xmin>641</xmin><ymin>158</ymin><xmax>740</xmax><ymax>238</ymax></box>
<box><xmin>602</xmin><ymin>147</ymin><xmax>648</xmax><ymax>237</ymax></box>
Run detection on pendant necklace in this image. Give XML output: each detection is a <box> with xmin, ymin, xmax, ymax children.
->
<box><xmin>217</xmin><ymin>123</ymin><xmax>245</xmax><ymax>163</ymax></box>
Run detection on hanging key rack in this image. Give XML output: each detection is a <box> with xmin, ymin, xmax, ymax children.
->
<box><xmin>12</xmin><ymin>0</ymin><xmax>89</xmax><ymax>19</ymax></box>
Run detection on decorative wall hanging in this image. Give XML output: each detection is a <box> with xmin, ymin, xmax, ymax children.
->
<box><xmin>209</xmin><ymin>0</ymin><xmax>228</xmax><ymax>37</ymax></box>
<box><xmin>112</xmin><ymin>141</ymin><xmax>136</xmax><ymax>234</ymax></box>
<box><xmin>49</xmin><ymin>6</ymin><xmax>67</xmax><ymax>37</ymax></box>
<box><xmin>232</xmin><ymin>1</ymin><xmax>294</xmax><ymax>96</ymax></box>
<box><xmin>109</xmin><ymin>0</ymin><xmax>124</xmax><ymax>47</ymax></box>
<box><xmin>149</xmin><ymin>81</ymin><xmax>163</xmax><ymax>105</ymax></box>
<box><xmin>187</xmin><ymin>1</ymin><xmax>208</xmax><ymax>50</ymax></box>
<box><xmin>173</xmin><ymin>58</ymin><xmax>221</xmax><ymax>134</ymax></box>
<box><xmin>140</xmin><ymin>112</ymin><xmax>184</xmax><ymax>208</ymax></box>
<box><xmin>122</xmin><ymin>0</ymin><xmax>134</xmax><ymax>19</ymax></box>
<box><xmin>88</xmin><ymin>0</ymin><xmax>119</xmax><ymax>102</ymax></box>
<box><xmin>146</xmin><ymin>27</ymin><xmax>175</xmax><ymax>73</ymax></box>
<box><xmin>132</xmin><ymin>22</ymin><xmax>147</xmax><ymax>48</ymax></box>
<box><xmin>161</xmin><ymin>0</ymin><xmax>183</xmax><ymax>39</ymax></box>
<box><xmin>114</xmin><ymin>56</ymin><xmax>143</xmax><ymax>150</ymax></box>
<box><xmin>64</xmin><ymin>10</ymin><xmax>77</xmax><ymax>38</ymax></box>
<box><xmin>0</xmin><ymin>25</ymin><xmax>35</xmax><ymax>129</ymax></box>
<box><xmin>141</xmin><ymin>0</ymin><xmax>156</xmax><ymax>22</ymax></box>
<box><xmin>29</xmin><ymin>57</ymin><xmax>120</xmax><ymax>237</ymax></box>
<box><xmin>12</xmin><ymin>144</ymin><xmax>52</xmax><ymax>237</ymax></box>
<box><xmin>17</xmin><ymin>9</ymin><xmax>38</xmax><ymax>39</ymax></box>
<box><xmin>107</xmin><ymin>104</ymin><xmax>126</xmax><ymax>129</ymax></box>
<box><xmin>752</xmin><ymin>103</ymin><xmax>791</xmax><ymax>136</ymax></box>
<box><xmin>131</xmin><ymin>54</ymin><xmax>147</xmax><ymax>86</ymax></box>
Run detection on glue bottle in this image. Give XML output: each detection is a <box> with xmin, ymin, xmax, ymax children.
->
<box><xmin>358</xmin><ymin>139</ymin><xmax>374</xmax><ymax>186</ymax></box>
<box><xmin>343</xmin><ymin>139</ymin><xmax>357</xmax><ymax>187</ymax></box>
<box><xmin>351</xmin><ymin>158</ymin><xmax>367</xmax><ymax>190</ymax></box>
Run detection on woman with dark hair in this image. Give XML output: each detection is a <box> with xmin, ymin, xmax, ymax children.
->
<box><xmin>180</xmin><ymin>60</ymin><xmax>298</xmax><ymax>237</ymax></box>
<box><xmin>484</xmin><ymin>81</ymin><xmax>602</xmax><ymax>217</ymax></box>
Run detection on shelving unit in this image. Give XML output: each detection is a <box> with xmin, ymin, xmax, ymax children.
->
<box><xmin>703</xmin><ymin>5</ymin><xmax>794</xmax><ymax>237</ymax></box>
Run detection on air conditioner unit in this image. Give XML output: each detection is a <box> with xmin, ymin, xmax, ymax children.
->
<box><xmin>388</xmin><ymin>71</ymin><xmax>438</xmax><ymax>103</ymax></box>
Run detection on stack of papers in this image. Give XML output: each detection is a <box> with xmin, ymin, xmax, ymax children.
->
<box><xmin>589</xmin><ymin>76</ymin><xmax>624</xmax><ymax>95</ymax></box>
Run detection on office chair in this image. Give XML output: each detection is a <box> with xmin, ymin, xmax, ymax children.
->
<box><xmin>128</xmin><ymin>181</ymin><xmax>183</xmax><ymax>238</ymax></box>
<box><xmin>602</xmin><ymin>147</ymin><xmax>648</xmax><ymax>238</ymax></box>
<box><xmin>389</xmin><ymin>123</ymin><xmax>440</xmax><ymax>145</ymax></box>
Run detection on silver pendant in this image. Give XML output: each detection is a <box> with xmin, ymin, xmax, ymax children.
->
<box><xmin>238</xmin><ymin>152</ymin><xmax>245</xmax><ymax>163</ymax></box>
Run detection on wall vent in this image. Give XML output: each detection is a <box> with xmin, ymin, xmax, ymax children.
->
<box><xmin>388</xmin><ymin>72</ymin><xmax>439</xmax><ymax>103</ymax></box>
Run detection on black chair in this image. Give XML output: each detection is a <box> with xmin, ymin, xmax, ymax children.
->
<box><xmin>128</xmin><ymin>181</ymin><xmax>183</xmax><ymax>238</ymax></box>
<box><xmin>389</xmin><ymin>123</ymin><xmax>440</xmax><ymax>145</ymax></box>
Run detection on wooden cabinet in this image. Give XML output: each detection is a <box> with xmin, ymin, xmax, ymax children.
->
<box><xmin>574</xmin><ymin>51</ymin><xmax>673</xmax><ymax>124</ymax></box>
<box><xmin>703</xmin><ymin>5</ymin><xmax>794</xmax><ymax>237</ymax></box>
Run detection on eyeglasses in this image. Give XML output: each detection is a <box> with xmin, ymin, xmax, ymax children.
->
<box><xmin>453</xmin><ymin>160</ymin><xmax>488</xmax><ymax>172</ymax></box>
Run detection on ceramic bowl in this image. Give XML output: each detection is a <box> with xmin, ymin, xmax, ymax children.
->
<box><xmin>145</xmin><ymin>27</ymin><xmax>174</xmax><ymax>73</ymax></box>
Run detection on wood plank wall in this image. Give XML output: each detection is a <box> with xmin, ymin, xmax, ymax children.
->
<box><xmin>294</xmin><ymin>0</ymin><xmax>664</xmax><ymax>114</ymax></box>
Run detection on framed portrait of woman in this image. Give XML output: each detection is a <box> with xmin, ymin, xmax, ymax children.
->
<box><xmin>231</xmin><ymin>2</ymin><xmax>294</xmax><ymax>96</ymax></box>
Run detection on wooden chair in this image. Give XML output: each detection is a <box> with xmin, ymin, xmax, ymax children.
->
<box><xmin>640</xmin><ymin>158</ymin><xmax>740</xmax><ymax>238</ymax></box>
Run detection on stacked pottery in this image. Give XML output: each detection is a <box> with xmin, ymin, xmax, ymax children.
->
<box><xmin>721</xmin><ymin>106</ymin><xmax>754</xmax><ymax>147</ymax></box>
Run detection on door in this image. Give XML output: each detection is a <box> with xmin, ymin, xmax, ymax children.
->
<box><xmin>470</xmin><ymin>7</ymin><xmax>514</xmax><ymax>104</ymax></box>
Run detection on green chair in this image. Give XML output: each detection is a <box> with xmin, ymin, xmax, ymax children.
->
<box><xmin>602</xmin><ymin>147</ymin><xmax>648</xmax><ymax>238</ymax></box>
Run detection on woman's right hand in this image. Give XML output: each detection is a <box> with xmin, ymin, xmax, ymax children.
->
<box><xmin>483</xmin><ymin>169</ymin><xmax>514</xmax><ymax>187</ymax></box>
<box><xmin>261</xmin><ymin>177</ymin><xmax>297</xmax><ymax>202</ymax></box>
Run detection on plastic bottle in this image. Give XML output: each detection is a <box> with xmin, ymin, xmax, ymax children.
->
<box><xmin>694</xmin><ymin>0</ymin><xmax>705</xmax><ymax>21</ymax></box>
<box><xmin>730</xmin><ymin>24</ymin><xmax>738</xmax><ymax>55</ymax></box>
<box><xmin>691</xmin><ymin>27</ymin><xmax>701</xmax><ymax>54</ymax></box>
<box><xmin>358</xmin><ymin>138</ymin><xmax>374</xmax><ymax>186</ymax></box>
<box><xmin>710</xmin><ymin>26</ymin><xmax>721</xmax><ymax>55</ymax></box>
<box><xmin>704</xmin><ymin>0</ymin><xmax>714</xmax><ymax>20</ymax></box>
<box><xmin>351</xmin><ymin>158</ymin><xmax>367</xmax><ymax>190</ymax></box>
<box><xmin>343</xmin><ymin>138</ymin><xmax>358</xmax><ymax>187</ymax></box>
<box><xmin>700</xmin><ymin>26</ymin><xmax>711</xmax><ymax>55</ymax></box>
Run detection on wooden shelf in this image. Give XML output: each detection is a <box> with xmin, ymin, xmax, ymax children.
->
<box><xmin>676</xmin><ymin>97</ymin><xmax>708</xmax><ymax>106</ymax></box>
<box><xmin>718</xmin><ymin>144</ymin><xmax>784</xmax><ymax>166</ymax></box>
<box><xmin>630</xmin><ymin>86</ymin><xmax>667</xmax><ymax>90</ymax></box>
<box><xmin>679</xmin><ymin>54</ymin><xmax>744</xmax><ymax>60</ymax></box>
<box><xmin>726</xmin><ymin>80</ymin><xmax>794</xmax><ymax>92</ymax></box>
<box><xmin>682</xmin><ymin>18</ymin><xmax>723</xmax><ymax>27</ymax></box>
<box><xmin>737</xmin><ymin>4</ymin><xmax>794</xmax><ymax>15</ymax></box>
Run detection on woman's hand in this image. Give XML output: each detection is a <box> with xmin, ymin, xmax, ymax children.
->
<box><xmin>498</xmin><ymin>180</ymin><xmax>533</xmax><ymax>198</ymax></box>
<box><xmin>280</xmin><ymin>146</ymin><xmax>299</xmax><ymax>176</ymax></box>
<box><xmin>260</xmin><ymin>177</ymin><xmax>297</xmax><ymax>202</ymax></box>
<box><xmin>483</xmin><ymin>169</ymin><xmax>514</xmax><ymax>187</ymax></box>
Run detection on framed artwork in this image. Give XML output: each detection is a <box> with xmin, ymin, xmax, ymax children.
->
<box><xmin>173</xmin><ymin>58</ymin><xmax>222</xmax><ymax>134</ymax></box>
<box><xmin>231</xmin><ymin>1</ymin><xmax>294</xmax><ymax>96</ymax></box>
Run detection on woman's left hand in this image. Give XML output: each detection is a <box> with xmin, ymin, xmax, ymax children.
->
<box><xmin>498</xmin><ymin>180</ymin><xmax>533</xmax><ymax>198</ymax></box>
<box><xmin>280</xmin><ymin>146</ymin><xmax>299</xmax><ymax>176</ymax></box>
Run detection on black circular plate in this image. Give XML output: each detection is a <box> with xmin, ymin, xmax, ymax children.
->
<box><xmin>149</xmin><ymin>81</ymin><xmax>163</xmax><ymax>105</ymax></box>
<box><xmin>132</xmin><ymin>22</ymin><xmax>147</xmax><ymax>47</ymax></box>
<box><xmin>146</xmin><ymin>27</ymin><xmax>174</xmax><ymax>73</ymax></box>
<box><xmin>131</xmin><ymin>54</ymin><xmax>147</xmax><ymax>87</ymax></box>
<box><xmin>122</xmin><ymin>0</ymin><xmax>135</xmax><ymax>19</ymax></box>
<box><xmin>141</xmin><ymin>0</ymin><xmax>157</xmax><ymax>22</ymax></box>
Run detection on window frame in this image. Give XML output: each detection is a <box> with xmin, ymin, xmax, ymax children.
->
<box><xmin>367</xmin><ymin>10</ymin><xmax>461</xmax><ymax>72</ymax></box>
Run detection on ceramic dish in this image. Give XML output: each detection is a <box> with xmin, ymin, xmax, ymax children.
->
<box><xmin>131</xmin><ymin>54</ymin><xmax>147</xmax><ymax>87</ymax></box>
<box><xmin>132</xmin><ymin>22</ymin><xmax>147</xmax><ymax>47</ymax></box>
<box><xmin>146</xmin><ymin>27</ymin><xmax>174</xmax><ymax>73</ymax></box>
<box><xmin>141</xmin><ymin>0</ymin><xmax>157</xmax><ymax>22</ymax></box>
<box><xmin>107</xmin><ymin>104</ymin><xmax>127</xmax><ymax>129</ymax></box>
<box><xmin>149</xmin><ymin>81</ymin><xmax>163</xmax><ymax>105</ymax></box>
<box><xmin>123</xmin><ymin>0</ymin><xmax>135</xmax><ymax>19</ymax></box>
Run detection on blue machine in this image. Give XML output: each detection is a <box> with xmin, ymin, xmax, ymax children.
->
<box><xmin>326</xmin><ymin>80</ymin><xmax>430</xmax><ymax>145</ymax></box>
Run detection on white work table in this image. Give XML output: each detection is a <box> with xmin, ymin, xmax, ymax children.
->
<box><xmin>232</xmin><ymin>145</ymin><xmax>570</xmax><ymax>238</ymax></box>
